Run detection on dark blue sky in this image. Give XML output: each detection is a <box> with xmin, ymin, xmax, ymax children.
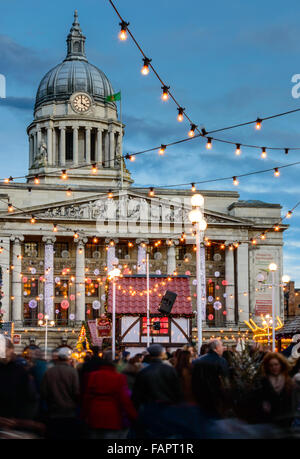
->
<box><xmin>0</xmin><ymin>0</ymin><xmax>300</xmax><ymax>284</ymax></box>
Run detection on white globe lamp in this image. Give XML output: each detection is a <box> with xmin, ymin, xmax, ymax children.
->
<box><xmin>191</xmin><ymin>193</ymin><xmax>204</xmax><ymax>207</ymax></box>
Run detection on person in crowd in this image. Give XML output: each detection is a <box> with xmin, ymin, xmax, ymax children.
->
<box><xmin>194</xmin><ymin>340</ymin><xmax>229</xmax><ymax>379</ymax></box>
<box><xmin>174</xmin><ymin>350</ymin><xmax>193</xmax><ymax>402</ymax></box>
<box><xmin>131</xmin><ymin>344</ymin><xmax>183</xmax><ymax>409</ymax></box>
<box><xmin>256</xmin><ymin>352</ymin><xmax>296</xmax><ymax>429</ymax></box>
<box><xmin>40</xmin><ymin>347</ymin><xmax>81</xmax><ymax>439</ymax></box>
<box><xmin>81</xmin><ymin>350</ymin><xmax>137</xmax><ymax>439</ymax></box>
<box><xmin>169</xmin><ymin>348</ymin><xmax>182</xmax><ymax>366</ymax></box>
<box><xmin>0</xmin><ymin>337</ymin><xmax>38</xmax><ymax>422</ymax></box>
<box><xmin>199</xmin><ymin>343</ymin><xmax>210</xmax><ymax>357</ymax></box>
<box><xmin>78</xmin><ymin>346</ymin><xmax>103</xmax><ymax>392</ymax></box>
<box><xmin>191</xmin><ymin>355</ymin><xmax>231</xmax><ymax>420</ymax></box>
<box><xmin>122</xmin><ymin>354</ymin><xmax>143</xmax><ymax>392</ymax></box>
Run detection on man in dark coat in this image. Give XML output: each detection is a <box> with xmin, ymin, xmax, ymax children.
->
<box><xmin>41</xmin><ymin>347</ymin><xmax>81</xmax><ymax>439</ymax></box>
<box><xmin>131</xmin><ymin>344</ymin><xmax>183</xmax><ymax>409</ymax></box>
<box><xmin>194</xmin><ymin>339</ymin><xmax>229</xmax><ymax>378</ymax></box>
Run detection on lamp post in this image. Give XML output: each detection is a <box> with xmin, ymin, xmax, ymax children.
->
<box><xmin>189</xmin><ymin>194</ymin><xmax>207</xmax><ymax>355</ymax></box>
<box><xmin>38</xmin><ymin>314</ymin><xmax>55</xmax><ymax>360</ymax></box>
<box><xmin>269</xmin><ymin>263</ymin><xmax>277</xmax><ymax>352</ymax></box>
<box><xmin>108</xmin><ymin>267</ymin><xmax>121</xmax><ymax>360</ymax></box>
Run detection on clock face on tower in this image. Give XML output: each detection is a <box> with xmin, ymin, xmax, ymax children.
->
<box><xmin>71</xmin><ymin>93</ymin><xmax>92</xmax><ymax>113</ymax></box>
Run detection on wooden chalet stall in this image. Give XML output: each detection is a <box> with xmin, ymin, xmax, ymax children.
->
<box><xmin>107</xmin><ymin>275</ymin><xmax>193</xmax><ymax>355</ymax></box>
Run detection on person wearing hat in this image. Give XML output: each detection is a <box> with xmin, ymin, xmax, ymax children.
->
<box><xmin>131</xmin><ymin>344</ymin><xmax>183</xmax><ymax>409</ymax></box>
<box><xmin>40</xmin><ymin>346</ymin><xmax>81</xmax><ymax>439</ymax></box>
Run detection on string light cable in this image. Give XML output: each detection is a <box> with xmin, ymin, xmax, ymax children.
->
<box><xmin>107</xmin><ymin>0</ymin><xmax>300</xmax><ymax>157</ymax></box>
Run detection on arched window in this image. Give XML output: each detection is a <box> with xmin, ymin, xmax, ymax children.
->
<box><xmin>73</xmin><ymin>41</ymin><xmax>81</xmax><ymax>53</ymax></box>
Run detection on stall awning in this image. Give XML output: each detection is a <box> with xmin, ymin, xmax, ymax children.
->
<box><xmin>107</xmin><ymin>275</ymin><xmax>193</xmax><ymax>316</ymax></box>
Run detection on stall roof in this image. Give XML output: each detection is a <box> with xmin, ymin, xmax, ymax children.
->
<box><xmin>107</xmin><ymin>275</ymin><xmax>193</xmax><ymax>316</ymax></box>
<box><xmin>276</xmin><ymin>316</ymin><xmax>300</xmax><ymax>338</ymax></box>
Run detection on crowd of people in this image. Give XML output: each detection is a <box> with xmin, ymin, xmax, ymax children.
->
<box><xmin>1</xmin><ymin>336</ymin><xmax>300</xmax><ymax>439</ymax></box>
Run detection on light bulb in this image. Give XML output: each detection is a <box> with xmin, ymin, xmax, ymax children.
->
<box><xmin>91</xmin><ymin>164</ymin><xmax>98</xmax><ymax>174</ymax></box>
<box><xmin>256</xmin><ymin>118</ymin><xmax>262</xmax><ymax>130</ymax></box>
<box><xmin>159</xmin><ymin>145</ymin><xmax>166</xmax><ymax>155</ymax></box>
<box><xmin>206</xmin><ymin>138</ymin><xmax>212</xmax><ymax>149</ymax></box>
<box><xmin>261</xmin><ymin>147</ymin><xmax>267</xmax><ymax>159</ymax></box>
<box><xmin>274</xmin><ymin>168</ymin><xmax>280</xmax><ymax>177</ymax></box>
<box><xmin>141</xmin><ymin>57</ymin><xmax>151</xmax><ymax>75</ymax></box>
<box><xmin>119</xmin><ymin>21</ymin><xmax>129</xmax><ymax>41</ymax></box>
<box><xmin>232</xmin><ymin>176</ymin><xmax>239</xmax><ymax>186</ymax></box>
<box><xmin>61</xmin><ymin>170</ymin><xmax>68</xmax><ymax>180</ymax></box>
<box><xmin>161</xmin><ymin>85</ymin><xmax>170</xmax><ymax>101</ymax></box>
<box><xmin>188</xmin><ymin>124</ymin><xmax>197</xmax><ymax>137</ymax></box>
<box><xmin>235</xmin><ymin>144</ymin><xmax>241</xmax><ymax>155</ymax></box>
<box><xmin>177</xmin><ymin>107</ymin><xmax>184</xmax><ymax>122</ymax></box>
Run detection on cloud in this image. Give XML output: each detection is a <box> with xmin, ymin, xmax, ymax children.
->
<box><xmin>0</xmin><ymin>96</ymin><xmax>34</xmax><ymax>110</ymax></box>
<box><xmin>0</xmin><ymin>34</ymin><xmax>56</xmax><ymax>85</ymax></box>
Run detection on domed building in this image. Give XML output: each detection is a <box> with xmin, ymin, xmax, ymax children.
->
<box><xmin>27</xmin><ymin>11</ymin><xmax>132</xmax><ymax>187</ymax></box>
<box><xmin>0</xmin><ymin>12</ymin><xmax>286</xmax><ymax>353</ymax></box>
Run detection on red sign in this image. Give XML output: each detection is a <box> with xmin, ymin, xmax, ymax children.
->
<box><xmin>13</xmin><ymin>334</ymin><xmax>21</xmax><ymax>345</ymax></box>
<box><xmin>96</xmin><ymin>318</ymin><xmax>111</xmax><ymax>338</ymax></box>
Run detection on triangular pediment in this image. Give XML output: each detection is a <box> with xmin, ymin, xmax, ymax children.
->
<box><xmin>1</xmin><ymin>190</ymin><xmax>253</xmax><ymax>227</ymax></box>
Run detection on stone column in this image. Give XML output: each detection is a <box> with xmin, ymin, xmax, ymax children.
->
<box><xmin>136</xmin><ymin>239</ymin><xmax>149</xmax><ymax>274</ymax></box>
<box><xmin>60</xmin><ymin>127</ymin><xmax>66</xmax><ymax>166</ymax></box>
<box><xmin>33</xmin><ymin>131</ymin><xmax>37</xmax><ymax>159</ymax></box>
<box><xmin>75</xmin><ymin>237</ymin><xmax>87</xmax><ymax>323</ymax></box>
<box><xmin>109</xmin><ymin>129</ymin><xmax>115</xmax><ymax>168</ymax></box>
<box><xmin>10</xmin><ymin>235</ymin><xmax>24</xmax><ymax>325</ymax></box>
<box><xmin>47</xmin><ymin>126</ymin><xmax>53</xmax><ymax>166</ymax></box>
<box><xmin>105</xmin><ymin>238</ymin><xmax>118</xmax><ymax>273</ymax></box>
<box><xmin>97</xmin><ymin>128</ymin><xmax>103</xmax><ymax>165</ymax></box>
<box><xmin>167</xmin><ymin>241</ymin><xmax>177</xmax><ymax>275</ymax></box>
<box><xmin>42</xmin><ymin>236</ymin><xmax>56</xmax><ymax>320</ymax></box>
<box><xmin>237</xmin><ymin>243</ymin><xmax>249</xmax><ymax>323</ymax></box>
<box><xmin>52</xmin><ymin>128</ymin><xmax>57</xmax><ymax>166</ymax></box>
<box><xmin>225</xmin><ymin>244</ymin><xmax>235</xmax><ymax>324</ymax></box>
<box><xmin>29</xmin><ymin>135</ymin><xmax>34</xmax><ymax>168</ymax></box>
<box><xmin>0</xmin><ymin>237</ymin><xmax>10</xmax><ymax>322</ymax></box>
<box><xmin>85</xmin><ymin>127</ymin><xmax>91</xmax><ymax>163</ymax></box>
<box><xmin>37</xmin><ymin>128</ymin><xmax>42</xmax><ymax>155</ymax></box>
<box><xmin>104</xmin><ymin>131</ymin><xmax>109</xmax><ymax>167</ymax></box>
<box><xmin>73</xmin><ymin>127</ymin><xmax>79</xmax><ymax>165</ymax></box>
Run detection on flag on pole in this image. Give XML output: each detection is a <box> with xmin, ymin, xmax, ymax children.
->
<box><xmin>106</xmin><ymin>91</ymin><xmax>121</xmax><ymax>102</ymax></box>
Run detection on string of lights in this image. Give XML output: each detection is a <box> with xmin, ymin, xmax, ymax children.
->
<box><xmin>108</xmin><ymin>0</ymin><xmax>300</xmax><ymax>159</ymax></box>
<box><xmin>1</xmin><ymin>159</ymin><xmax>300</xmax><ymax>198</ymax></box>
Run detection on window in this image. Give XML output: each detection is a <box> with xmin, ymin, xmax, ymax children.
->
<box><xmin>55</xmin><ymin>279</ymin><xmax>69</xmax><ymax>297</ymax></box>
<box><xmin>142</xmin><ymin>317</ymin><xmax>169</xmax><ymax>336</ymax></box>
<box><xmin>54</xmin><ymin>304</ymin><xmax>68</xmax><ymax>326</ymax></box>
<box><xmin>85</xmin><ymin>280</ymin><xmax>99</xmax><ymax>297</ymax></box>
<box><xmin>86</xmin><ymin>304</ymin><xmax>100</xmax><ymax>320</ymax></box>
<box><xmin>85</xmin><ymin>244</ymin><xmax>101</xmax><ymax>259</ymax></box>
<box><xmin>23</xmin><ymin>303</ymin><xmax>38</xmax><ymax>326</ymax></box>
<box><xmin>54</xmin><ymin>242</ymin><xmax>69</xmax><ymax>258</ymax></box>
<box><xmin>175</xmin><ymin>246</ymin><xmax>186</xmax><ymax>261</ymax></box>
<box><xmin>24</xmin><ymin>242</ymin><xmax>39</xmax><ymax>257</ymax></box>
<box><xmin>23</xmin><ymin>279</ymin><xmax>38</xmax><ymax>297</ymax></box>
<box><xmin>116</xmin><ymin>243</ymin><xmax>130</xmax><ymax>260</ymax></box>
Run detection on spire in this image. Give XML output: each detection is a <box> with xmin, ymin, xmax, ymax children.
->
<box><xmin>65</xmin><ymin>10</ymin><xmax>87</xmax><ymax>62</ymax></box>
